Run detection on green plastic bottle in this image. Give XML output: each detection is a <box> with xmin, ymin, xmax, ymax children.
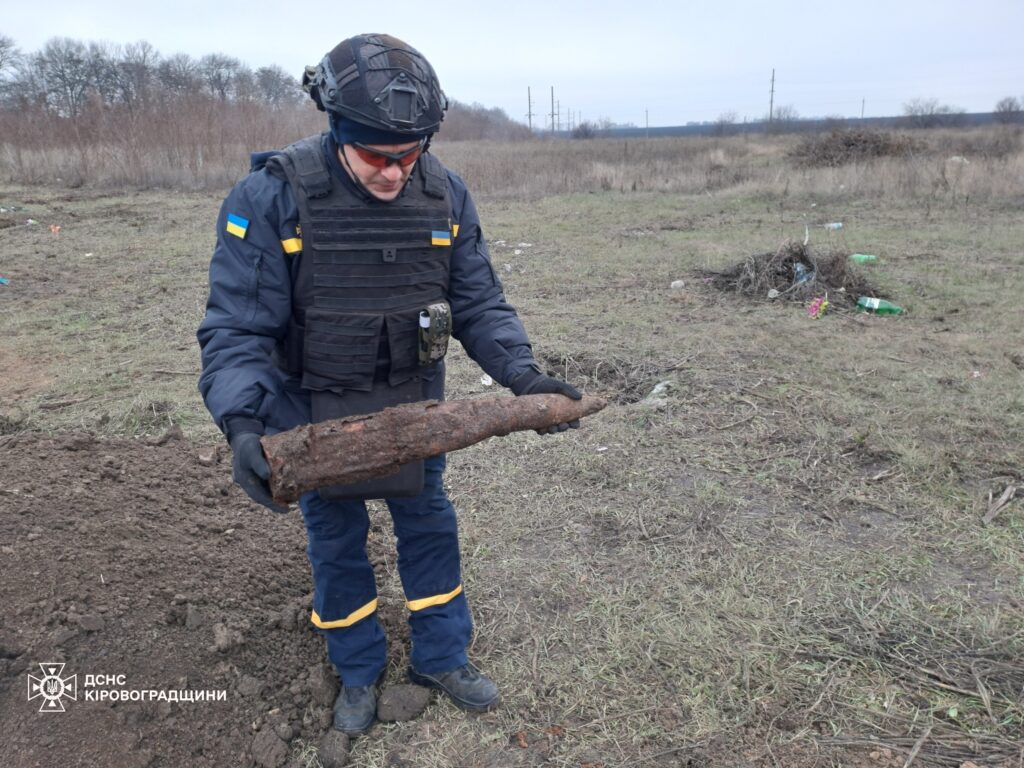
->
<box><xmin>849</xmin><ymin>253</ymin><xmax>877</xmax><ymax>263</ymax></box>
<box><xmin>856</xmin><ymin>296</ymin><xmax>904</xmax><ymax>315</ymax></box>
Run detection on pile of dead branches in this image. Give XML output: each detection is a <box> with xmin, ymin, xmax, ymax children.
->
<box><xmin>704</xmin><ymin>242</ymin><xmax>877</xmax><ymax>309</ymax></box>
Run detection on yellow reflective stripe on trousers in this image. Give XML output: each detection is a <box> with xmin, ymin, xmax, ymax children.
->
<box><xmin>406</xmin><ymin>584</ymin><xmax>463</xmax><ymax>612</ymax></box>
<box><xmin>310</xmin><ymin>598</ymin><xmax>378</xmax><ymax>628</ymax></box>
<box><xmin>281</xmin><ymin>237</ymin><xmax>302</xmax><ymax>254</ymax></box>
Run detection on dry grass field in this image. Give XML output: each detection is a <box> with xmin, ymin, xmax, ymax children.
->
<box><xmin>1</xmin><ymin>129</ymin><xmax>1022</xmax><ymax>767</ymax></box>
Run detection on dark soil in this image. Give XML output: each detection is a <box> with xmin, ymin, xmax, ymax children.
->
<box><xmin>0</xmin><ymin>429</ymin><xmax>344</xmax><ymax>767</ymax></box>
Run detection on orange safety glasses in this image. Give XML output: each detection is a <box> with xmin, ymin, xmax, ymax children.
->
<box><xmin>351</xmin><ymin>140</ymin><xmax>425</xmax><ymax>169</ymax></box>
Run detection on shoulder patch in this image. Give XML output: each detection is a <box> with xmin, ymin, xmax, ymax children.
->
<box><xmin>226</xmin><ymin>213</ymin><xmax>249</xmax><ymax>239</ymax></box>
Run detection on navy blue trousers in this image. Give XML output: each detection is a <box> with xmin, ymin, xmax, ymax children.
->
<box><xmin>299</xmin><ymin>454</ymin><xmax>471</xmax><ymax>686</ymax></box>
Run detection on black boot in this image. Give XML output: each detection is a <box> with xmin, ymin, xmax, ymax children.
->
<box><xmin>332</xmin><ymin>684</ymin><xmax>377</xmax><ymax>735</ymax></box>
<box><xmin>408</xmin><ymin>662</ymin><xmax>499</xmax><ymax>712</ymax></box>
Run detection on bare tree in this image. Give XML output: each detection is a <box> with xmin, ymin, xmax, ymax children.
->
<box><xmin>199</xmin><ymin>53</ymin><xmax>241</xmax><ymax>101</ymax></box>
<box><xmin>993</xmin><ymin>96</ymin><xmax>1022</xmax><ymax>125</ymax></box>
<box><xmin>255</xmin><ymin>65</ymin><xmax>301</xmax><ymax>107</ymax></box>
<box><xmin>902</xmin><ymin>97</ymin><xmax>966</xmax><ymax>128</ymax></box>
<box><xmin>83</xmin><ymin>41</ymin><xmax>121</xmax><ymax>104</ymax></box>
<box><xmin>571</xmin><ymin>121</ymin><xmax>596</xmax><ymax>139</ymax></box>
<box><xmin>36</xmin><ymin>37</ymin><xmax>92</xmax><ymax>117</ymax></box>
<box><xmin>712</xmin><ymin>111</ymin><xmax>738</xmax><ymax>137</ymax></box>
<box><xmin>117</xmin><ymin>41</ymin><xmax>159</xmax><ymax>110</ymax></box>
<box><xmin>0</xmin><ymin>34</ymin><xmax>21</xmax><ymax>77</ymax></box>
<box><xmin>231</xmin><ymin>65</ymin><xmax>257</xmax><ymax>102</ymax></box>
<box><xmin>766</xmin><ymin>104</ymin><xmax>800</xmax><ymax>133</ymax></box>
<box><xmin>157</xmin><ymin>53</ymin><xmax>200</xmax><ymax>96</ymax></box>
<box><xmin>438</xmin><ymin>99</ymin><xmax>532</xmax><ymax>141</ymax></box>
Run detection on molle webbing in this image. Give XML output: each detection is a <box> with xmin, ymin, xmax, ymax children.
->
<box><xmin>271</xmin><ymin>135</ymin><xmax>453</xmax><ymax>393</ymax></box>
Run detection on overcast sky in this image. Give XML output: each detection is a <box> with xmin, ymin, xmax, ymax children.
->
<box><xmin>4</xmin><ymin>0</ymin><xmax>1022</xmax><ymax>126</ymax></box>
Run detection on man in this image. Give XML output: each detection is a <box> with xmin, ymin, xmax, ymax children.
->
<box><xmin>197</xmin><ymin>34</ymin><xmax>580</xmax><ymax>736</ymax></box>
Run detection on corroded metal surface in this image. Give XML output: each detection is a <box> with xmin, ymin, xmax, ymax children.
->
<box><xmin>261</xmin><ymin>394</ymin><xmax>607</xmax><ymax>503</ymax></box>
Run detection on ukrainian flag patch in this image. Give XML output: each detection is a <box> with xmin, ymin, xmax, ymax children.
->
<box><xmin>226</xmin><ymin>213</ymin><xmax>249</xmax><ymax>240</ymax></box>
<box><xmin>431</xmin><ymin>229</ymin><xmax>451</xmax><ymax>246</ymax></box>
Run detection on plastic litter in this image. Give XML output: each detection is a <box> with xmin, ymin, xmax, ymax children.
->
<box><xmin>641</xmin><ymin>381</ymin><xmax>673</xmax><ymax>407</ymax></box>
<box><xmin>49</xmin><ymin>224</ymin><xmax>61</xmax><ymax>235</ymax></box>
<box><xmin>0</xmin><ymin>277</ymin><xmax>9</xmax><ymax>285</ymax></box>
<box><xmin>25</xmin><ymin>219</ymin><xmax>37</xmax><ymax>225</ymax></box>
<box><xmin>793</xmin><ymin>262</ymin><xmax>814</xmax><ymax>285</ymax></box>
<box><xmin>823</xmin><ymin>222</ymin><xmax>843</xmax><ymax>230</ymax></box>
<box><xmin>856</xmin><ymin>296</ymin><xmax>904</xmax><ymax>315</ymax></box>
<box><xmin>849</xmin><ymin>253</ymin><xmax>877</xmax><ymax>263</ymax></box>
<box><xmin>480</xmin><ymin>374</ymin><xmax>494</xmax><ymax>387</ymax></box>
<box><xmin>806</xmin><ymin>296</ymin><xmax>829</xmax><ymax>319</ymax></box>
<box><xmin>670</xmin><ymin>280</ymin><xmax>685</xmax><ymax>290</ymax></box>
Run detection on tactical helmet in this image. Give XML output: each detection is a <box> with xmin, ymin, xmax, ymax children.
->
<box><xmin>302</xmin><ymin>34</ymin><xmax>447</xmax><ymax>137</ymax></box>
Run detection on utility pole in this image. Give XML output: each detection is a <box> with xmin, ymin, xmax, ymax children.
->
<box><xmin>527</xmin><ymin>86</ymin><xmax>534</xmax><ymax>132</ymax></box>
<box><xmin>550</xmin><ymin>87</ymin><xmax>556</xmax><ymax>134</ymax></box>
<box><xmin>861</xmin><ymin>97</ymin><xmax>865</xmax><ymax>120</ymax></box>
<box><xmin>645</xmin><ymin>108</ymin><xmax>649</xmax><ymax>138</ymax></box>
<box><xmin>557</xmin><ymin>100</ymin><xmax>561</xmax><ymax>132</ymax></box>
<box><xmin>768</xmin><ymin>68</ymin><xmax>775</xmax><ymax>123</ymax></box>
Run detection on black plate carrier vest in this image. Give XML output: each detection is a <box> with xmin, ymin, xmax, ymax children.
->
<box><xmin>265</xmin><ymin>135</ymin><xmax>453</xmax><ymax>500</ymax></box>
<box><xmin>266</xmin><ymin>134</ymin><xmax>453</xmax><ymax>394</ymax></box>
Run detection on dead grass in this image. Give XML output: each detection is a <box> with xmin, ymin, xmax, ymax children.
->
<box><xmin>2</xmin><ymin>135</ymin><xmax>1023</xmax><ymax>766</ymax></box>
<box><xmin>432</xmin><ymin>126</ymin><xmax>1024</xmax><ymax>202</ymax></box>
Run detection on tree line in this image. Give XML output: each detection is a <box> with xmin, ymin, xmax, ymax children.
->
<box><xmin>0</xmin><ymin>35</ymin><xmax>303</xmax><ymax>116</ymax></box>
<box><xmin>0</xmin><ymin>34</ymin><xmax>532</xmax><ymax>187</ymax></box>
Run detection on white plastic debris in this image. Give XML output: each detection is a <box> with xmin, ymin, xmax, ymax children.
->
<box><xmin>670</xmin><ymin>280</ymin><xmax>685</xmax><ymax>290</ymax></box>
<box><xmin>504</xmin><ymin>263</ymin><xmax>513</xmax><ymax>272</ymax></box>
<box><xmin>513</xmin><ymin>249</ymin><xmax>522</xmax><ymax>255</ymax></box>
<box><xmin>480</xmin><ymin>374</ymin><xmax>494</xmax><ymax>386</ymax></box>
<box><xmin>641</xmin><ymin>380</ymin><xmax>674</xmax><ymax>407</ymax></box>
<box><xmin>767</xmin><ymin>288</ymin><xmax>780</xmax><ymax>299</ymax></box>
<box><xmin>516</xmin><ymin>242</ymin><xmax>533</xmax><ymax>248</ymax></box>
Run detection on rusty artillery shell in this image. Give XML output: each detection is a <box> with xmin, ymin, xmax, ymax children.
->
<box><xmin>261</xmin><ymin>394</ymin><xmax>607</xmax><ymax>503</ymax></box>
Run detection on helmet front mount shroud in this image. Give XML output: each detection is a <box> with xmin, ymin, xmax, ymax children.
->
<box><xmin>302</xmin><ymin>34</ymin><xmax>447</xmax><ymax>137</ymax></box>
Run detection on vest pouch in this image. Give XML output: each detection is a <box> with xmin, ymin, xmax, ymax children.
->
<box><xmin>311</xmin><ymin>375</ymin><xmax>426</xmax><ymax>500</ymax></box>
<box><xmin>302</xmin><ymin>309</ymin><xmax>382</xmax><ymax>392</ymax></box>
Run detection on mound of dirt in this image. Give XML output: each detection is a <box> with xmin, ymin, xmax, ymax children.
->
<box><xmin>0</xmin><ymin>430</ymin><xmax>378</xmax><ymax>767</ymax></box>
<box><xmin>704</xmin><ymin>242</ymin><xmax>880</xmax><ymax>309</ymax></box>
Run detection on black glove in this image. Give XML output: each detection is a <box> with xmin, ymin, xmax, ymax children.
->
<box><xmin>510</xmin><ymin>367</ymin><xmax>583</xmax><ymax>435</ymax></box>
<box><xmin>229</xmin><ymin>432</ymin><xmax>288</xmax><ymax>513</ymax></box>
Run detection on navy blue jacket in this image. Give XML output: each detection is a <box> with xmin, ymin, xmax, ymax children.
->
<box><xmin>197</xmin><ymin>135</ymin><xmax>538</xmax><ymax>438</ymax></box>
